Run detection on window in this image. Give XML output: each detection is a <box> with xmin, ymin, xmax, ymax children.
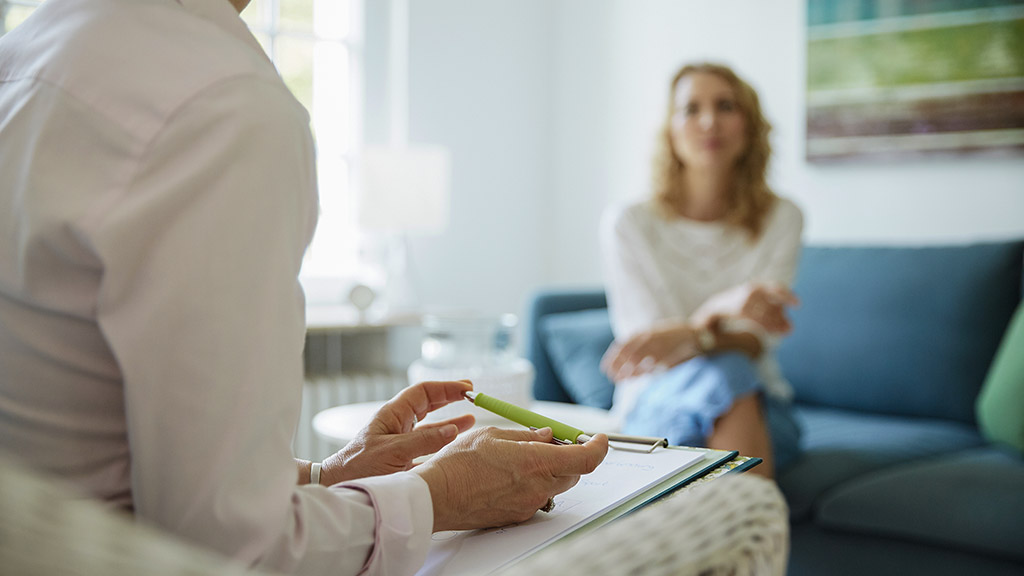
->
<box><xmin>0</xmin><ymin>0</ymin><xmax>41</xmax><ymax>33</ymax></box>
<box><xmin>1</xmin><ymin>0</ymin><xmax>363</xmax><ymax>290</ymax></box>
<box><xmin>243</xmin><ymin>0</ymin><xmax>363</xmax><ymax>284</ymax></box>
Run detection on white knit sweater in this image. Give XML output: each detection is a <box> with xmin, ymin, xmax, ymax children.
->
<box><xmin>600</xmin><ymin>197</ymin><xmax>804</xmax><ymax>419</ymax></box>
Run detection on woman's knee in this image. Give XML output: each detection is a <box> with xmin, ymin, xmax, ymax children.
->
<box><xmin>689</xmin><ymin>352</ymin><xmax>762</xmax><ymax>397</ymax></box>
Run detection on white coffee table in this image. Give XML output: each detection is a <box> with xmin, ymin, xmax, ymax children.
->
<box><xmin>313</xmin><ymin>400</ymin><xmax>620</xmax><ymax>447</ymax></box>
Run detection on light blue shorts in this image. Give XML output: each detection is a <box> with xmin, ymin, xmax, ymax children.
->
<box><xmin>622</xmin><ymin>352</ymin><xmax>801</xmax><ymax>472</ymax></box>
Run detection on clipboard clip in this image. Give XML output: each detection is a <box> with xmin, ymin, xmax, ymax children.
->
<box><xmin>592</xmin><ymin>432</ymin><xmax>669</xmax><ymax>454</ymax></box>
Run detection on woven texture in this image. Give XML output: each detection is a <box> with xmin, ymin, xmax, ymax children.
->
<box><xmin>503</xmin><ymin>474</ymin><xmax>789</xmax><ymax>576</ymax></box>
<box><xmin>2</xmin><ymin>451</ymin><xmax>786</xmax><ymax>576</ymax></box>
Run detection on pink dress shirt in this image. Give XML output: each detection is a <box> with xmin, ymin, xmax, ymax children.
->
<box><xmin>0</xmin><ymin>0</ymin><xmax>432</xmax><ymax>574</ymax></box>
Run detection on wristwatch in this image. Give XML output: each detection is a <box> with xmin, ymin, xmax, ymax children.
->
<box><xmin>696</xmin><ymin>327</ymin><xmax>716</xmax><ymax>354</ymax></box>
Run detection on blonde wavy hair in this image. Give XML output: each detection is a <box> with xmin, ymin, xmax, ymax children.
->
<box><xmin>652</xmin><ymin>63</ymin><xmax>776</xmax><ymax>238</ymax></box>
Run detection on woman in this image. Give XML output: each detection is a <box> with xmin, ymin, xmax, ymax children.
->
<box><xmin>600</xmin><ymin>62</ymin><xmax>803</xmax><ymax>478</ymax></box>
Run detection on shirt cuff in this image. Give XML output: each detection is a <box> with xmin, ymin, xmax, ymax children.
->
<box><xmin>338</xmin><ymin>471</ymin><xmax>433</xmax><ymax>576</ymax></box>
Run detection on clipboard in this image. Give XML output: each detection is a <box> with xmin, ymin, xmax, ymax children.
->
<box><xmin>552</xmin><ymin>446</ymin><xmax>743</xmax><ymax>541</ymax></box>
<box><xmin>415</xmin><ymin>444</ymin><xmax>749</xmax><ymax>576</ymax></box>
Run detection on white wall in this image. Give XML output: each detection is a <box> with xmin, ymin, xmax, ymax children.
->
<box><xmin>375</xmin><ymin>0</ymin><xmax>555</xmax><ymax>318</ymax></box>
<box><xmin>606</xmin><ymin>1</ymin><xmax>1024</xmax><ymax>241</ymax></box>
<box><xmin>376</xmin><ymin>0</ymin><xmax>1024</xmax><ymax>317</ymax></box>
<box><xmin>553</xmin><ymin>0</ymin><xmax>1024</xmax><ymax>287</ymax></box>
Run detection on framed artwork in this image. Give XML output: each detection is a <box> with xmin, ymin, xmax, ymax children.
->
<box><xmin>806</xmin><ymin>0</ymin><xmax>1024</xmax><ymax>161</ymax></box>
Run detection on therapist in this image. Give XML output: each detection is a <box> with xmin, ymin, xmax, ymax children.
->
<box><xmin>0</xmin><ymin>0</ymin><xmax>609</xmax><ymax>575</ymax></box>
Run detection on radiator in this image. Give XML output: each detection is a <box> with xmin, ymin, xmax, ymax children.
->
<box><xmin>295</xmin><ymin>325</ymin><xmax>422</xmax><ymax>461</ymax></box>
<box><xmin>294</xmin><ymin>372</ymin><xmax>408</xmax><ymax>462</ymax></box>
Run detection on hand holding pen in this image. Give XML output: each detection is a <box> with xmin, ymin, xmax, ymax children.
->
<box><xmin>317</xmin><ymin>380</ymin><xmax>478</xmax><ymax>486</ymax></box>
<box><xmin>321</xmin><ymin>378</ymin><xmax>608</xmax><ymax>532</ymax></box>
<box><xmin>413</xmin><ymin>422</ymin><xmax>608</xmax><ymax>531</ymax></box>
<box><xmin>410</xmin><ymin>383</ymin><xmax>609</xmax><ymax>531</ymax></box>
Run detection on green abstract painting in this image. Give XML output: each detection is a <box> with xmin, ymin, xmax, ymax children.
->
<box><xmin>806</xmin><ymin>0</ymin><xmax>1024</xmax><ymax>160</ymax></box>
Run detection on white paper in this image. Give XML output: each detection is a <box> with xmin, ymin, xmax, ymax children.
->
<box><xmin>415</xmin><ymin>447</ymin><xmax>705</xmax><ymax>576</ymax></box>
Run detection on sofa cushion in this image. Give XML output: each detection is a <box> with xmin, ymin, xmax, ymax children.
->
<box><xmin>976</xmin><ymin>302</ymin><xmax>1024</xmax><ymax>453</ymax></box>
<box><xmin>538</xmin><ymin>309</ymin><xmax>616</xmax><ymax>409</ymax></box>
<box><xmin>779</xmin><ymin>405</ymin><xmax>984</xmax><ymax>521</ymax></box>
<box><xmin>816</xmin><ymin>446</ymin><xmax>1024</xmax><ymax>562</ymax></box>
<box><xmin>789</xmin><ymin>522</ymin><xmax>1024</xmax><ymax>576</ymax></box>
<box><xmin>527</xmin><ymin>290</ymin><xmax>608</xmax><ymax>403</ymax></box>
<box><xmin>778</xmin><ymin>241</ymin><xmax>1024</xmax><ymax>424</ymax></box>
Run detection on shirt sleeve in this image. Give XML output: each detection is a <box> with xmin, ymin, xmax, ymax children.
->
<box><xmin>86</xmin><ymin>76</ymin><xmax>432</xmax><ymax>576</ymax></box>
<box><xmin>754</xmin><ymin>198</ymin><xmax>805</xmax><ymax>286</ymax></box>
<box><xmin>600</xmin><ymin>203</ymin><xmax>677</xmax><ymax>339</ymax></box>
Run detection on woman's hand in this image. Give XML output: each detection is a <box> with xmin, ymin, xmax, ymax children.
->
<box><xmin>737</xmin><ymin>283</ymin><xmax>799</xmax><ymax>334</ymax></box>
<box><xmin>413</xmin><ymin>427</ymin><xmax>609</xmax><ymax>532</ymax></box>
<box><xmin>600</xmin><ymin>322</ymin><xmax>700</xmax><ymax>382</ymax></box>
<box><xmin>317</xmin><ymin>380</ymin><xmax>477</xmax><ymax>485</ymax></box>
<box><xmin>695</xmin><ymin>282</ymin><xmax>799</xmax><ymax>335</ymax></box>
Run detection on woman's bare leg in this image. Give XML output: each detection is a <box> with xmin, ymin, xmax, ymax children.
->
<box><xmin>706</xmin><ymin>394</ymin><xmax>775</xmax><ymax>478</ymax></box>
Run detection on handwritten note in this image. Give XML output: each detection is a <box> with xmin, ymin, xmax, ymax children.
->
<box><xmin>415</xmin><ymin>447</ymin><xmax>706</xmax><ymax>576</ymax></box>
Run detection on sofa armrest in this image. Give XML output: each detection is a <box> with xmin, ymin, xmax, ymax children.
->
<box><xmin>525</xmin><ymin>289</ymin><xmax>607</xmax><ymax>403</ymax></box>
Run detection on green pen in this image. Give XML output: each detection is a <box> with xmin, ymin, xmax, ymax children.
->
<box><xmin>464</xmin><ymin>391</ymin><xmax>593</xmax><ymax>444</ymax></box>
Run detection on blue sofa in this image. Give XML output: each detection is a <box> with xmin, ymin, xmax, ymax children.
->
<box><xmin>525</xmin><ymin>240</ymin><xmax>1024</xmax><ymax>575</ymax></box>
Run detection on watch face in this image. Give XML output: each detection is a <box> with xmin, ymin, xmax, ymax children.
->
<box><xmin>348</xmin><ymin>283</ymin><xmax>376</xmax><ymax>311</ymax></box>
<box><xmin>697</xmin><ymin>328</ymin><xmax>716</xmax><ymax>352</ymax></box>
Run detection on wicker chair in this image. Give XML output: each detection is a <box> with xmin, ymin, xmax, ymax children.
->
<box><xmin>503</xmin><ymin>474</ymin><xmax>790</xmax><ymax>576</ymax></box>
<box><xmin>1</xmin><ymin>452</ymin><xmax>787</xmax><ymax>576</ymax></box>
